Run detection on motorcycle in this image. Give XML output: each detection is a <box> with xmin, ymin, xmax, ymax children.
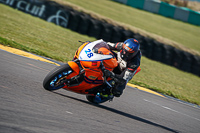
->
<box><xmin>43</xmin><ymin>39</ymin><xmax>140</xmax><ymax>104</ymax></box>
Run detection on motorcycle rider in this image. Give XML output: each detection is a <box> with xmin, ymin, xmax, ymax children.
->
<box><xmin>104</xmin><ymin>38</ymin><xmax>141</xmax><ymax>97</ymax></box>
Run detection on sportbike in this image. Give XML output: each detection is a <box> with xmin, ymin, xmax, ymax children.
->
<box><xmin>43</xmin><ymin>40</ymin><xmax>140</xmax><ymax>104</ymax></box>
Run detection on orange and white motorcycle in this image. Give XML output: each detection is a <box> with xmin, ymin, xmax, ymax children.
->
<box><xmin>43</xmin><ymin>39</ymin><xmax>140</xmax><ymax>104</ymax></box>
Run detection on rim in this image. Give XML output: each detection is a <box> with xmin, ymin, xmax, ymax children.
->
<box><xmin>49</xmin><ymin>71</ymin><xmax>71</xmax><ymax>90</ymax></box>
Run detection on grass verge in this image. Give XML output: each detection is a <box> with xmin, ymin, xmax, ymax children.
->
<box><xmin>0</xmin><ymin>4</ymin><xmax>199</xmax><ymax>105</ymax></box>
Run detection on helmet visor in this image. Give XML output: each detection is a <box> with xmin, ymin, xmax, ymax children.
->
<box><xmin>121</xmin><ymin>44</ymin><xmax>138</xmax><ymax>60</ymax></box>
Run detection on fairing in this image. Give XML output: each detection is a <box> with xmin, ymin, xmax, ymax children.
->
<box><xmin>75</xmin><ymin>39</ymin><xmax>118</xmax><ymax>70</ymax></box>
<box><xmin>63</xmin><ymin>40</ymin><xmax>118</xmax><ymax>94</ymax></box>
<box><xmin>78</xmin><ymin>39</ymin><xmax>114</xmax><ymax>61</ymax></box>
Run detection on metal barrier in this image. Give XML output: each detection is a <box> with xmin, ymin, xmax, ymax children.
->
<box><xmin>113</xmin><ymin>0</ymin><xmax>200</xmax><ymax>26</ymax></box>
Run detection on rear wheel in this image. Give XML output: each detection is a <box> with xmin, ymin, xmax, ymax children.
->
<box><xmin>86</xmin><ymin>95</ymin><xmax>110</xmax><ymax>104</ymax></box>
<box><xmin>86</xmin><ymin>95</ymin><xmax>96</xmax><ymax>103</ymax></box>
<box><xmin>43</xmin><ymin>64</ymin><xmax>73</xmax><ymax>91</ymax></box>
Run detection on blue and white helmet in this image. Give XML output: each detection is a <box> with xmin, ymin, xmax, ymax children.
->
<box><xmin>120</xmin><ymin>38</ymin><xmax>140</xmax><ymax>60</ymax></box>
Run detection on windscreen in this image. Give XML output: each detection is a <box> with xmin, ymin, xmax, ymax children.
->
<box><xmin>92</xmin><ymin>41</ymin><xmax>113</xmax><ymax>56</ymax></box>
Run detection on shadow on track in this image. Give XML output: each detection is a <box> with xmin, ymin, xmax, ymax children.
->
<box><xmin>53</xmin><ymin>91</ymin><xmax>179</xmax><ymax>133</ymax></box>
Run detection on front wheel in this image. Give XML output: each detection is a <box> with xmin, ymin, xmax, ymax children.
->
<box><xmin>43</xmin><ymin>64</ymin><xmax>73</xmax><ymax>91</ymax></box>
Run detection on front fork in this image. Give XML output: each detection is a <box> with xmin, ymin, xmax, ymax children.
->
<box><xmin>63</xmin><ymin>60</ymin><xmax>85</xmax><ymax>87</ymax></box>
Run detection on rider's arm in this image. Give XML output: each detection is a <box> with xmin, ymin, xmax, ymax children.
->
<box><xmin>117</xmin><ymin>50</ymin><xmax>141</xmax><ymax>82</ymax></box>
<box><xmin>107</xmin><ymin>42</ymin><xmax>124</xmax><ymax>51</ymax></box>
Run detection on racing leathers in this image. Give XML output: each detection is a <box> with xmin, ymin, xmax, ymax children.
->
<box><xmin>107</xmin><ymin>42</ymin><xmax>141</xmax><ymax>97</ymax></box>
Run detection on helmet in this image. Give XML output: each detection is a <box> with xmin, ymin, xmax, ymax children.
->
<box><xmin>120</xmin><ymin>38</ymin><xmax>140</xmax><ymax>60</ymax></box>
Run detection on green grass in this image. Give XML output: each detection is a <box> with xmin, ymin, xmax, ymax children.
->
<box><xmin>60</xmin><ymin>0</ymin><xmax>200</xmax><ymax>55</ymax></box>
<box><xmin>0</xmin><ymin>4</ymin><xmax>200</xmax><ymax>105</ymax></box>
<box><xmin>0</xmin><ymin>4</ymin><xmax>95</xmax><ymax>62</ymax></box>
<box><xmin>132</xmin><ymin>57</ymin><xmax>200</xmax><ymax>105</ymax></box>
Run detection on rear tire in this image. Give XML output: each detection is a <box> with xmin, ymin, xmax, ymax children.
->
<box><xmin>86</xmin><ymin>95</ymin><xmax>109</xmax><ymax>104</ymax></box>
<box><xmin>43</xmin><ymin>64</ymin><xmax>72</xmax><ymax>91</ymax></box>
<box><xmin>86</xmin><ymin>95</ymin><xmax>97</xmax><ymax>104</ymax></box>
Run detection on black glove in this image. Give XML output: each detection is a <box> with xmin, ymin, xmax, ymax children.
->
<box><xmin>103</xmin><ymin>69</ymin><xmax>115</xmax><ymax>78</ymax></box>
<box><xmin>103</xmin><ymin>69</ymin><xmax>126</xmax><ymax>85</ymax></box>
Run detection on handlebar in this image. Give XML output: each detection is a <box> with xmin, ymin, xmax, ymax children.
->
<box><xmin>100</xmin><ymin>61</ymin><xmax>117</xmax><ymax>87</ymax></box>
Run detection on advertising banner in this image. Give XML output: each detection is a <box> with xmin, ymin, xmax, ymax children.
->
<box><xmin>0</xmin><ymin>0</ymin><xmax>69</xmax><ymax>27</ymax></box>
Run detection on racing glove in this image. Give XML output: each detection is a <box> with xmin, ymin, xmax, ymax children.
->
<box><xmin>103</xmin><ymin>69</ymin><xmax>125</xmax><ymax>85</ymax></box>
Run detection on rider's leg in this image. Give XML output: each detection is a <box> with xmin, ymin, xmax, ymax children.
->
<box><xmin>112</xmin><ymin>82</ymin><xmax>126</xmax><ymax>97</ymax></box>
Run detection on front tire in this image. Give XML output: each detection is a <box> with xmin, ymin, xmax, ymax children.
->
<box><xmin>43</xmin><ymin>64</ymin><xmax>72</xmax><ymax>91</ymax></box>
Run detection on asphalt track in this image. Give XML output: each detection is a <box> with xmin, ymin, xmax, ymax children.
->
<box><xmin>0</xmin><ymin>48</ymin><xmax>200</xmax><ymax>133</ymax></box>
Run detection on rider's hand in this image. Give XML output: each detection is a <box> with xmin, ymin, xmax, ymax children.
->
<box><xmin>103</xmin><ymin>69</ymin><xmax>115</xmax><ymax>78</ymax></box>
<box><xmin>103</xmin><ymin>69</ymin><xmax>126</xmax><ymax>85</ymax></box>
